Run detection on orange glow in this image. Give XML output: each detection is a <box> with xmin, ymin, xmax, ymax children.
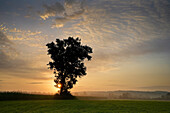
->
<box><xmin>57</xmin><ymin>88</ymin><xmax>60</xmax><ymax>91</ymax></box>
<box><xmin>57</xmin><ymin>83</ymin><xmax>62</xmax><ymax>88</ymax></box>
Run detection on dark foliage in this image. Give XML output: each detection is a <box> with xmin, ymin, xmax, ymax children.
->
<box><xmin>54</xmin><ymin>93</ymin><xmax>76</xmax><ymax>100</ymax></box>
<box><xmin>0</xmin><ymin>92</ymin><xmax>77</xmax><ymax>100</ymax></box>
<box><xmin>46</xmin><ymin>37</ymin><xmax>92</xmax><ymax>95</ymax></box>
<box><xmin>0</xmin><ymin>92</ymin><xmax>54</xmax><ymax>101</ymax></box>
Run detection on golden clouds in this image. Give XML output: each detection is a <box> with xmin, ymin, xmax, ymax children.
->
<box><xmin>58</xmin><ymin>0</ymin><xmax>170</xmax><ymax>72</ymax></box>
<box><xmin>0</xmin><ymin>26</ymin><xmax>42</xmax><ymax>41</ymax></box>
<box><xmin>10</xmin><ymin>28</ymin><xmax>22</xmax><ymax>33</ymax></box>
<box><xmin>40</xmin><ymin>0</ymin><xmax>85</xmax><ymax>28</ymax></box>
<box><xmin>40</xmin><ymin>13</ymin><xmax>56</xmax><ymax>20</ymax></box>
<box><xmin>40</xmin><ymin>2</ymin><xmax>65</xmax><ymax>20</ymax></box>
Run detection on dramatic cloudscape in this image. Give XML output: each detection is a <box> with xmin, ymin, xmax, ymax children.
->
<box><xmin>0</xmin><ymin>0</ymin><xmax>170</xmax><ymax>93</ymax></box>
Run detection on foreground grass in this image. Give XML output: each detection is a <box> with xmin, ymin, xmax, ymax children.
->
<box><xmin>0</xmin><ymin>100</ymin><xmax>170</xmax><ymax>113</ymax></box>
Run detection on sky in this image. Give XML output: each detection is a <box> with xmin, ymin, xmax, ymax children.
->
<box><xmin>0</xmin><ymin>0</ymin><xmax>170</xmax><ymax>93</ymax></box>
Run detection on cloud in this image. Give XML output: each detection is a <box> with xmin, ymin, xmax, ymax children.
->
<box><xmin>1</xmin><ymin>0</ymin><xmax>170</xmax><ymax>78</ymax></box>
<box><xmin>9</xmin><ymin>28</ymin><xmax>41</xmax><ymax>36</ymax></box>
<box><xmin>0</xmin><ymin>31</ymin><xmax>21</xmax><ymax>74</ymax></box>
<box><xmin>0</xmin><ymin>25</ymin><xmax>42</xmax><ymax>41</ymax></box>
<box><xmin>40</xmin><ymin>2</ymin><xmax>65</xmax><ymax>20</ymax></box>
<box><xmin>0</xmin><ymin>30</ymin><xmax>52</xmax><ymax>80</ymax></box>
<box><xmin>40</xmin><ymin>0</ymin><xmax>85</xmax><ymax>28</ymax></box>
<box><xmin>28</xmin><ymin>30</ymin><xmax>41</xmax><ymax>36</ymax></box>
<box><xmin>9</xmin><ymin>28</ymin><xmax>22</xmax><ymax>33</ymax></box>
<box><xmin>0</xmin><ymin>23</ymin><xmax>53</xmax><ymax>80</ymax></box>
<box><xmin>28</xmin><ymin>82</ymin><xmax>44</xmax><ymax>84</ymax></box>
<box><xmin>0</xmin><ymin>31</ymin><xmax>12</xmax><ymax>44</ymax></box>
<box><xmin>138</xmin><ymin>86</ymin><xmax>170</xmax><ymax>91</ymax></box>
<box><xmin>0</xmin><ymin>31</ymin><xmax>17</xmax><ymax>61</ymax></box>
<box><xmin>0</xmin><ymin>31</ymin><xmax>19</xmax><ymax>65</ymax></box>
<box><xmin>0</xmin><ymin>24</ymin><xmax>8</xmax><ymax>32</ymax></box>
<box><xmin>57</xmin><ymin>0</ymin><xmax>170</xmax><ymax>72</ymax></box>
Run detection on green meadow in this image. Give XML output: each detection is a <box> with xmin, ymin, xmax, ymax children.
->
<box><xmin>0</xmin><ymin>100</ymin><xmax>170</xmax><ymax>113</ymax></box>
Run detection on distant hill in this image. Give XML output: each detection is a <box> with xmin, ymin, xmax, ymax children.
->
<box><xmin>72</xmin><ymin>90</ymin><xmax>169</xmax><ymax>100</ymax></box>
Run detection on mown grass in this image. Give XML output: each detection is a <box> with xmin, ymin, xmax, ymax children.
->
<box><xmin>0</xmin><ymin>100</ymin><xmax>170</xmax><ymax>113</ymax></box>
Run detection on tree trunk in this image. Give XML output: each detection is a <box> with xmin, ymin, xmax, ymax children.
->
<box><xmin>60</xmin><ymin>75</ymin><xmax>66</xmax><ymax>95</ymax></box>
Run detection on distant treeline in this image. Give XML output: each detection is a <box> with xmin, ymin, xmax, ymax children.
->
<box><xmin>0</xmin><ymin>92</ymin><xmax>103</xmax><ymax>101</ymax></box>
<box><xmin>159</xmin><ymin>93</ymin><xmax>170</xmax><ymax>100</ymax></box>
<box><xmin>0</xmin><ymin>92</ymin><xmax>54</xmax><ymax>101</ymax></box>
<box><xmin>73</xmin><ymin>91</ymin><xmax>170</xmax><ymax>100</ymax></box>
<box><xmin>1</xmin><ymin>91</ymin><xmax>170</xmax><ymax>101</ymax></box>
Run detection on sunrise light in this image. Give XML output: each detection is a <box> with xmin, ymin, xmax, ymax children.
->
<box><xmin>57</xmin><ymin>83</ymin><xmax>62</xmax><ymax>88</ymax></box>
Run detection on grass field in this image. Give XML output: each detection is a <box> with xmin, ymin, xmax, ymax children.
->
<box><xmin>0</xmin><ymin>100</ymin><xmax>170</xmax><ymax>113</ymax></box>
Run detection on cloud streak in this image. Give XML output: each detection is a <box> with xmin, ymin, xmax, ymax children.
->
<box><xmin>28</xmin><ymin>82</ymin><xmax>44</xmax><ymax>84</ymax></box>
<box><xmin>0</xmin><ymin>29</ymin><xmax>51</xmax><ymax>80</ymax></box>
<box><xmin>40</xmin><ymin>0</ymin><xmax>85</xmax><ymax>28</ymax></box>
<box><xmin>59</xmin><ymin>0</ymin><xmax>170</xmax><ymax>71</ymax></box>
<box><xmin>138</xmin><ymin>86</ymin><xmax>170</xmax><ymax>91</ymax></box>
<box><xmin>40</xmin><ymin>2</ymin><xmax>65</xmax><ymax>20</ymax></box>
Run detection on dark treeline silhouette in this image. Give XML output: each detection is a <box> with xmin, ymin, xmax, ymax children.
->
<box><xmin>46</xmin><ymin>37</ymin><xmax>92</xmax><ymax>96</ymax></box>
<box><xmin>1</xmin><ymin>91</ymin><xmax>170</xmax><ymax>101</ymax></box>
<box><xmin>0</xmin><ymin>92</ymin><xmax>54</xmax><ymax>101</ymax></box>
<box><xmin>0</xmin><ymin>92</ymin><xmax>77</xmax><ymax>100</ymax></box>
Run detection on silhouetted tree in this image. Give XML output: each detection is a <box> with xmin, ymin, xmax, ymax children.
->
<box><xmin>46</xmin><ymin>37</ymin><xmax>92</xmax><ymax>95</ymax></box>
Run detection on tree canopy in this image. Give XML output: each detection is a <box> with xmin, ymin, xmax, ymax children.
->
<box><xmin>46</xmin><ymin>37</ymin><xmax>93</xmax><ymax>95</ymax></box>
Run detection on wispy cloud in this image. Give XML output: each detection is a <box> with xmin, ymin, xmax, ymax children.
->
<box><xmin>138</xmin><ymin>86</ymin><xmax>170</xmax><ymax>91</ymax></box>
<box><xmin>28</xmin><ymin>82</ymin><xmax>44</xmax><ymax>84</ymax></box>
<box><xmin>0</xmin><ymin>28</ymin><xmax>51</xmax><ymax>80</ymax></box>
<box><xmin>0</xmin><ymin>30</ymin><xmax>18</xmax><ymax>61</ymax></box>
<box><xmin>59</xmin><ymin>0</ymin><xmax>170</xmax><ymax>72</ymax></box>
<box><xmin>40</xmin><ymin>0</ymin><xmax>85</xmax><ymax>28</ymax></box>
<box><xmin>40</xmin><ymin>2</ymin><xmax>65</xmax><ymax>20</ymax></box>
